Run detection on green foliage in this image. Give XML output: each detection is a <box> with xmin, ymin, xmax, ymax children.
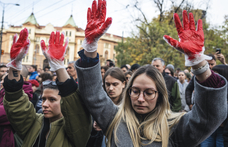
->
<box><xmin>115</xmin><ymin>8</ymin><xmax>228</xmax><ymax>69</ymax></box>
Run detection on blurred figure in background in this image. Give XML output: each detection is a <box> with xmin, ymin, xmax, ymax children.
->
<box><xmin>101</xmin><ymin>66</ymin><xmax>109</xmax><ymax>80</ymax></box>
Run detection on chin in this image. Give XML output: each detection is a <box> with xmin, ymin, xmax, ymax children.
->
<box><xmin>43</xmin><ymin>114</ymin><xmax>52</xmax><ymax>119</ymax></box>
<box><xmin>134</xmin><ymin>109</ymin><xmax>148</xmax><ymax>114</ymax></box>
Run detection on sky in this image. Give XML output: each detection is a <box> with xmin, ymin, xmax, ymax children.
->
<box><xmin>1</xmin><ymin>0</ymin><xmax>228</xmax><ymax>38</ymax></box>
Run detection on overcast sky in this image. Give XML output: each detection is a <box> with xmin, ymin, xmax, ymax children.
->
<box><xmin>1</xmin><ymin>0</ymin><xmax>228</xmax><ymax>37</ymax></box>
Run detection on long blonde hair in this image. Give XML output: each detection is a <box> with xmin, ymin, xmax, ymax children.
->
<box><xmin>105</xmin><ymin>65</ymin><xmax>185</xmax><ymax>147</ymax></box>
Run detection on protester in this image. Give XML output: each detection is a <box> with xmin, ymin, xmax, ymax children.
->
<box><xmin>125</xmin><ymin>71</ymin><xmax>132</xmax><ymax>83</ymax></box>
<box><xmin>67</xmin><ymin>61</ymin><xmax>77</xmax><ymax>83</ymax></box>
<box><xmin>74</xmin><ymin>3</ymin><xmax>227</xmax><ymax>146</ymax></box>
<box><xmin>130</xmin><ymin>63</ymin><xmax>140</xmax><ymax>73</ymax></box>
<box><xmin>177</xmin><ymin>71</ymin><xmax>189</xmax><ymax>111</ymax></box>
<box><xmin>207</xmin><ymin>54</ymin><xmax>217</xmax><ymax>70</ymax></box>
<box><xmin>101</xmin><ymin>66</ymin><xmax>109</xmax><ymax>79</ymax></box>
<box><xmin>3</xmin><ymin>28</ymin><xmax>91</xmax><ymax>146</ymax></box>
<box><xmin>121</xmin><ymin>65</ymin><xmax>129</xmax><ymax>74</ymax></box>
<box><xmin>87</xmin><ymin>67</ymin><xmax>126</xmax><ymax>147</ymax></box>
<box><xmin>0</xmin><ymin>65</ymin><xmax>8</xmax><ymax>77</ymax></box>
<box><xmin>152</xmin><ymin>58</ymin><xmax>182</xmax><ymax>112</ymax></box>
<box><xmin>164</xmin><ymin>66</ymin><xmax>175</xmax><ymax>77</ymax></box>
<box><xmin>28</xmin><ymin>65</ymin><xmax>39</xmax><ymax>80</ymax></box>
<box><xmin>106</xmin><ymin>59</ymin><xmax>115</xmax><ymax>67</ymax></box>
<box><xmin>185</xmin><ymin>72</ymin><xmax>192</xmax><ymax>83</ymax></box>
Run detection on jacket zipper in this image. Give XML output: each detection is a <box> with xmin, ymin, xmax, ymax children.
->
<box><xmin>32</xmin><ymin>121</ymin><xmax>44</xmax><ymax>147</ymax></box>
<box><xmin>44</xmin><ymin>124</ymin><xmax>51</xmax><ymax>147</ymax></box>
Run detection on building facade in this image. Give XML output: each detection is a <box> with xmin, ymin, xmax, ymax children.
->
<box><xmin>0</xmin><ymin>13</ymin><xmax>122</xmax><ymax>68</ymax></box>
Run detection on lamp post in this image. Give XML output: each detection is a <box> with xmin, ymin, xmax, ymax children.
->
<box><xmin>0</xmin><ymin>2</ymin><xmax>20</xmax><ymax>64</ymax></box>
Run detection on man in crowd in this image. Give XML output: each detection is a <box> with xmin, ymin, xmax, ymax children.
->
<box><xmin>0</xmin><ymin>65</ymin><xmax>8</xmax><ymax>77</ymax></box>
<box><xmin>28</xmin><ymin>65</ymin><xmax>39</xmax><ymax>80</ymax></box>
<box><xmin>214</xmin><ymin>51</ymin><xmax>227</xmax><ymax>66</ymax></box>
<box><xmin>121</xmin><ymin>65</ymin><xmax>129</xmax><ymax>74</ymax></box>
<box><xmin>151</xmin><ymin>57</ymin><xmax>181</xmax><ymax>112</ymax></box>
<box><xmin>207</xmin><ymin>54</ymin><xmax>217</xmax><ymax>70</ymax></box>
<box><xmin>67</xmin><ymin>61</ymin><xmax>78</xmax><ymax>83</ymax></box>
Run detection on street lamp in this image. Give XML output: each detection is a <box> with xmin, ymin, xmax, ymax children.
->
<box><xmin>0</xmin><ymin>2</ymin><xmax>20</xmax><ymax>64</ymax></box>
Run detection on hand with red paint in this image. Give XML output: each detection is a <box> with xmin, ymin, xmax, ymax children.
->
<box><xmin>82</xmin><ymin>0</ymin><xmax>112</xmax><ymax>52</ymax></box>
<box><xmin>163</xmin><ymin>10</ymin><xmax>211</xmax><ymax>66</ymax></box>
<box><xmin>7</xmin><ymin>28</ymin><xmax>30</xmax><ymax>70</ymax></box>
<box><xmin>41</xmin><ymin>31</ymin><xmax>69</xmax><ymax>71</ymax></box>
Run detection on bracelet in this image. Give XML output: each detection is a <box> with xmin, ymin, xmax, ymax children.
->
<box><xmin>191</xmin><ymin>63</ymin><xmax>209</xmax><ymax>75</ymax></box>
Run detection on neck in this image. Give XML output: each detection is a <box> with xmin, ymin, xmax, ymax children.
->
<box><xmin>49</xmin><ymin>114</ymin><xmax>63</xmax><ymax>123</ymax></box>
<box><xmin>111</xmin><ymin>96</ymin><xmax>120</xmax><ymax>105</ymax></box>
<box><xmin>180</xmin><ymin>80</ymin><xmax>185</xmax><ymax>84</ymax></box>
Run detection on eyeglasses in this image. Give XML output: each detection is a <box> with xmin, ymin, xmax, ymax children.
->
<box><xmin>126</xmin><ymin>77</ymin><xmax>131</xmax><ymax>80</ymax></box>
<box><xmin>165</xmin><ymin>72</ymin><xmax>171</xmax><ymax>75</ymax></box>
<box><xmin>128</xmin><ymin>87</ymin><xmax>158</xmax><ymax>100</ymax></box>
<box><xmin>42</xmin><ymin>80</ymin><xmax>57</xmax><ymax>86</ymax></box>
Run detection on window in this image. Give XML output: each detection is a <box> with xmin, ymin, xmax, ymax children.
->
<box><xmin>113</xmin><ymin>54</ymin><xmax>115</xmax><ymax>60</ymax></box>
<box><xmin>36</xmin><ymin>37</ymin><xmax>40</xmax><ymax>42</ymax></box>
<box><xmin>105</xmin><ymin>43</ymin><xmax>110</xmax><ymax>49</ymax></box>
<box><xmin>105</xmin><ymin>50</ymin><xmax>108</xmax><ymax>61</ymax></box>
<box><xmin>80</xmin><ymin>40</ymin><xmax>83</xmax><ymax>45</ymax></box>
<box><xmin>66</xmin><ymin>31</ymin><xmax>68</xmax><ymax>36</ymax></box>
<box><xmin>69</xmin><ymin>31</ymin><xmax>71</xmax><ymax>36</ymax></box>
<box><xmin>29</xmin><ymin>29</ymin><xmax>31</xmax><ymax>34</ymax></box>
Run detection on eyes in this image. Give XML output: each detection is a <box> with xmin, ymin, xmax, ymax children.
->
<box><xmin>105</xmin><ymin>82</ymin><xmax>119</xmax><ymax>87</ymax></box>
<box><xmin>42</xmin><ymin>97</ymin><xmax>57</xmax><ymax>102</ymax></box>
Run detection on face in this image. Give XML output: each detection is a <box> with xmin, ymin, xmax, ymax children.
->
<box><xmin>0</xmin><ymin>74</ymin><xmax>7</xmax><ymax>90</ymax></box>
<box><xmin>125</xmin><ymin>74</ymin><xmax>131</xmax><ymax>83</ymax></box>
<box><xmin>105</xmin><ymin>75</ymin><xmax>125</xmax><ymax>103</ymax></box>
<box><xmin>0</xmin><ymin>67</ymin><xmax>8</xmax><ymax>77</ymax></box>
<box><xmin>207</xmin><ymin>59</ymin><xmax>216</xmax><ymax>69</ymax></box>
<box><xmin>67</xmin><ymin>63</ymin><xmax>77</xmax><ymax>77</ymax></box>
<box><xmin>121</xmin><ymin>67</ymin><xmax>128</xmax><ymax>74</ymax></box>
<box><xmin>130</xmin><ymin>74</ymin><xmax>158</xmax><ymax>114</ymax></box>
<box><xmin>178</xmin><ymin>72</ymin><xmax>186</xmax><ymax>83</ymax></box>
<box><xmin>164</xmin><ymin>69</ymin><xmax>172</xmax><ymax>76</ymax></box>
<box><xmin>152</xmin><ymin>60</ymin><xmax>165</xmax><ymax>73</ymax></box>
<box><xmin>101</xmin><ymin>68</ymin><xmax>105</xmax><ymax>79</ymax></box>
<box><xmin>28</xmin><ymin>66</ymin><xmax>35</xmax><ymax>73</ymax></box>
<box><xmin>42</xmin><ymin>88</ymin><xmax>62</xmax><ymax>122</ymax></box>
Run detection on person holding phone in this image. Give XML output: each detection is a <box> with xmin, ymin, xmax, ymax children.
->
<box><xmin>214</xmin><ymin>48</ymin><xmax>228</xmax><ymax>65</ymax></box>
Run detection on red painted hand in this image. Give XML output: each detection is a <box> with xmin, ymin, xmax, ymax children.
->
<box><xmin>7</xmin><ymin>28</ymin><xmax>30</xmax><ymax>70</ymax></box>
<box><xmin>164</xmin><ymin>10</ymin><xmax>204</xmax><ymax>60</ymax></box>
<box><xmin>163</xmin><ymin>10</ymin><xmax>211</xmax><ymax>66</ymax></box>
<box><xmin>85</xmin><ymin>0</ymin><xmax>112</xmax><ymax>44</ymax></box>
<box><xmin>41</xmin><ymin>31</ymin><xmax>69</xmax><ymax>71</ymax></box>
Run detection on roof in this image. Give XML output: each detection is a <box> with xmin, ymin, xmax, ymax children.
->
<box><xmin>64</xmin><ymin>15</ymin><xmax>76</xmax><ymax>27</ymax></box>
<box><xmin>23</xmin><ymin>13</ymin><xmax>38</xmax><ymax>25</ymax></box>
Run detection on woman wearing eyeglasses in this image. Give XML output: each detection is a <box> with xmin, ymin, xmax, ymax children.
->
<box><xmin>74</xmin><ymin>1</ymin><xmax>227</xmax><ymax>146</ymax></box>
<box><xmin>3</xmin><ymin>28</ymin><xmax>91</xmax><ymax>146</ymax></box>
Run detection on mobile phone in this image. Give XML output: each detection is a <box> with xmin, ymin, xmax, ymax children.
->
<box><xmin>216</xmin><ymin>48</ymin><xmax>221</xmax><ymax>54</ymax></box>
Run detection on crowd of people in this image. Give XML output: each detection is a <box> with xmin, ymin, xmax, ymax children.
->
<box><xmin>0</xmin><ymin>0</ymin><xmax>228</xmax><ymax>146</ymax></box>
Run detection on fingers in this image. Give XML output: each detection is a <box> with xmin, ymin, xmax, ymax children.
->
<box><xmin>189</xmin><ymin>13</ymin><xmax>195</xmax><ymax>30</ymax></box>
<box><xmin>163</xmin><ymin>35</ymin><xmax>184</xmax><ymax>53</ymax></box>
<box><xmin>60</xmin><ymin>32</ymin><xmax>65</xmax><ymax>45</ymax></box>
<box><xmin>91</xmin><ymin>0</ymin><xmax>97</xmax><ymax>19</ymax></box>
<box><xmin>96</xmin><ymin>0</ymin><xmax>102</xmax><ymax>19</ymax></box>
<box><xmin>100</xmin><ymin>0</ymin><xmax>106</xmax><ymax>22</ymax></box>
<box><xmin>64</xmin><ymin>37</ymin><xmax>69</xmax><ymax>50</ymax></box>
<box><xmin>197</xmin><ymin>19</ymin><xmax>203</xmax><ymax>32</ymax></box>
<box><xmin>49</xmin><ymin>32</ymin><xmax>55</xmax><ymax>45</ymax></box>
<box><xmin>41</xmin><ymin>40</ymin><xmax>47</xmax><ymax>52</ymax></box>
<box><xmin>87</xmin><ymin>8</ymin><xmax>92</xmax><ymax>23</ymax></box>
<box><xmin>55</xmin><ymin>31</ymin><xmax>60</xmax><ymax>45</ymax></box>
<box><xmin>99</xmin><ymin>17</ymin><xmax>112</xmax><ymax>35</ymax></box>
<box><xmin>13</xmin><ymin>34</ymin><xmax>18</xmax><ymax>44</ymax></box>
<box><xmin>17</xmin><ymin>28</ymin><xmax>28</xmax><ymax>44</ymax></box>
<box><xmin>174</xmin><ymin>13</ymin><xmax>184</xmax><ymax>35</ymax></box>
<box><xmin>183</xmin><ymin>10</ymin><xmax>189</xmax><ymax>30</ymax></box>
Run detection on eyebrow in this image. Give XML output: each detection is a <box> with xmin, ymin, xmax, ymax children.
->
<box><xmin>131</xmin><ymin>86</ymin><xmax>157</xmax><ymax>91</ymax></box>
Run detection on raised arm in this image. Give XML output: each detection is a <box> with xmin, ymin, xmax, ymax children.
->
<box><xmin>75</xmin><ymin>0</ymin><xmax>117</xmax><ymax>133</ymax></box>
<box><xmin>3</xmin><ymin>28</ymin><xmax>38</xmax><ymax>140</ymax></box>
<box><xmin>41</xmin><ymin>31</ymin><xmax>92</xmax><ymax>146</ymax></box>
<box><xmin>164</xmin><ymin>10</ymin><xmax>227</xmax><ymax>146</ymax></box>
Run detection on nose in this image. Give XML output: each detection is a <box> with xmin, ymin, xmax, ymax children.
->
<box><xmin>42</xmin><ymin>100</ymin><xmax>49</xmax><ymax>108</ymax></box>
<box><xmin>138</xmin><ymin>92</ymin><xmax>145</xmax><ymax>103</ymax></box>
<box><xmin>109</xmin><ymin>85</ymin><xmax>114</xmax><ymax>90</ymax></box>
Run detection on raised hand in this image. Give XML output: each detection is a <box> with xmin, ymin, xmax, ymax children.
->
<box><xmin>7</xmin><ymin>28</ymin><xmax>30</xmax><ymax>70</ymax></box>
<box><xmin>163</xmin><ymin>10</ymin><xmax>211</xmax><ymax>66</ymax></box>
<box><xmin>82</xmin><ymin>0</ymin><xmax>112</xmax><ymax>52</ymax></box>
<box><xmin>41</xmin><ymin>31</ymin><xmax>69</xmax><ymax>71</ymax></box>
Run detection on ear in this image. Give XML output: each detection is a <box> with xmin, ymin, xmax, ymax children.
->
<box><xmin>122</xmin><ymin>81</ymin><xmax>126</xmax><ymax>89</ymax></box>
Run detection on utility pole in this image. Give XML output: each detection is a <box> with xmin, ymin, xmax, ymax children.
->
<box><xmin>0</xmin><ymin>2</ymin><xmax>20</xmax><ymax>64</ymax></box>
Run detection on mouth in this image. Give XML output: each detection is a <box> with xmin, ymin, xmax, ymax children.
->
<box><xmin>43</xmin><ymin>110</ymin><xmax>50</xmax><ymax>114</ymax></box>
<box><xmin>135</xmin><ymin>105</ymin><xmax>146</xmax><ymax>109</ymax></box>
